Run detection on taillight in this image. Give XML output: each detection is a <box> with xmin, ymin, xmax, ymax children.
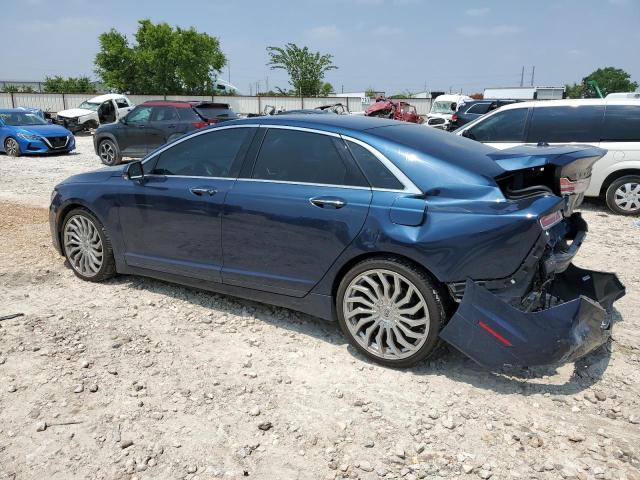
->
<box><xmin>192</xmin><ymin>121</ymin><xmax>208</xmax><ymax>129</ymax></box>
<box><xmin>559</xmin><ymin>177</ymin><xmax>589</xmax><ymax>195</ymax></box>
<box><xmin>451</xmin><ymin>114</ymin><xmax>458</xmax><ymax>122</ymax></box>
<box><xmin>539</xmin><ymin>210</ymin><xmax>563</xmax><ymax>230</ymax></box>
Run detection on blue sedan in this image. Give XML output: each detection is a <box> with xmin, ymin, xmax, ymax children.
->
<box><xmin>0</xmin><ymin>108</ymin><xmax>75</xmax><ymax>156</ymax></box>
<box><xmin>49</xmin><ymin>115</ymin><xmax>624</xmax><ymax>368</ymax></box>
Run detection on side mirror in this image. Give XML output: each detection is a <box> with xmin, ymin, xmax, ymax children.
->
<box><xmin>123</xmin><ymin>160</ymin><xmax>144</xmax><ymax>181</ymax></box>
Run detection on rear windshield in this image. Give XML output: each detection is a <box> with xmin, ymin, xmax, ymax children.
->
<box><xmin>195</xmin><ymin>106</ymin><xmax>237</xmax><ymax>120</ymax></box>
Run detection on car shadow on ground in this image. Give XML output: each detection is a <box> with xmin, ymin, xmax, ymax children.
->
<box><xmin>106</xmin><ymin>272</ymin><xmax>617</xmax><ymax>398</ymax></box>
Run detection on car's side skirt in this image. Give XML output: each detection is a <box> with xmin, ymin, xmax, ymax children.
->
<box><xmin>118</xmin><ymin>264</ymin><xmax>336</xmax><ymax>322</ymax></box>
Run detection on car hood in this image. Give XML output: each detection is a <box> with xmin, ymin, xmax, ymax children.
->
<box><xmin>57</xmin><ymin>108</ymin><xmax>95</xmax><ymax>119</ymax></box>
<box><xmin>58</xmin><ymin>165</ymin><xmax>124</xmax><ymax>185</ymax></box>
<box><xmin>15</xmin><ymin>124</ymin><xmax>72</xmax><ymax>136</ymax></box>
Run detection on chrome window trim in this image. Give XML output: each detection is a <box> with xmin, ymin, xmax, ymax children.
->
<box><xmin>340</xmin><ymin>135</ymin><xmax>421</xmax><ymax>194</ymax></box>
<box><xmin>258</xmin><ymin>124</ymin><xmax>341</xmax><ymax>138</ymax></box>
<box><xmin>143</xmin><ymin>174</ymin><xmax>234</xmax><ymax>181</ymax></box>
<box><xmin>139</xmin><ymin>122</ymin><xmax>420</xmax><ymax>194</ymax></box>
<box><xmin>235</xmin><ymin>178</ymin><xmax>372</xmax><ymax>191</ymax></box>
<box><xmin>140</xmin><ymin>124</ymin><xmax>260</xmax><ymax>166</ymax></box>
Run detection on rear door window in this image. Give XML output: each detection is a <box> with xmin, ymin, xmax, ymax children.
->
<box><xmin>150</xmin><ymin>106</ymin><xmax>179</xmax><ymax>122</ymax></box>
<box><xmin>346</xmin><ymin>141</ymin><xmax>403</xmax><ymax>190</ymax></box>
<box><xmin>601</xmin><ymin>104</ymin><xmax>640</xmax><ymax>141</ymax></box>
<box><xmin>467</xmin><ymin>107</ymin><xmax>529</xmax><ymax>142</ymax></box>
<box><xmin>466</xmin><ymin>103</ymin><xmax>491</xmax><ymax>114</ymax></box>
<box><xmin>251</xmin><ymin>129</ymin><xmax>366</xmax><ymax>187</ymax></box>
<box><xmin>527</xmin><ymin>105</ymin><xmax>604</xmax><ymax>143</ymax></box>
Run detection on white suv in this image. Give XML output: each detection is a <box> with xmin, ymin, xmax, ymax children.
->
<box><xmin>455</xmin><ymin>99</ymin><xmax>640</xmax><ymax>215</ymax></box>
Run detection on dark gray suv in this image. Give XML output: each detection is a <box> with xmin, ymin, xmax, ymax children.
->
<box><xmin>93</xmin><ymin>101</ymin><xmax>238</xmax><ymax>165</ymax></box>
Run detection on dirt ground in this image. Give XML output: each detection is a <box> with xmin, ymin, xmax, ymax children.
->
<box><xmin>0</xmin><ymin>136</ymin><xmax>639</xmax><ymax>480</ymax></box>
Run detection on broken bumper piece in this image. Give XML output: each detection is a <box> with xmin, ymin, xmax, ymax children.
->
<box><xmin>439</xmin><ymin>264</ymin><xmax>625</xmax><ymax>368</ymax></box>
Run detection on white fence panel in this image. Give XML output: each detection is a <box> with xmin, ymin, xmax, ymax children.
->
<box><xmin>215</xmin><ymin>96</ymin><xmax>258</xmax><ymax>114</ymax></box>
<box><xmin>127</xmin><ymin>94</ymin><xmax>159</xmax><ymax>105</ymax></box>
<box><xmin>12</xmin><ymin>93</ymin><xmax>64</xmax><ymax>111</ymax></box>
<box><xmin>397</xmin><ymin>98</ymin><xmax>432</xmax><ymax>116</ymax></box>
<box><xmin>348</xmin><ymin>97</ymin><xmax>365</xmax><ymax>112</ymax></box>
<box><xmin>259</xmin><ymin>96</ymin><xmax>303</xmax><ymax>112</ymax></box>
<box><xmin>0</xmin><ymin>93</ymin><xmax>12</xmax><ymax>108</ymax></box>
<box><xmin>165</xmin><ymin>94</ymin><xmax>211</xmax><ymax>102</ymax></box>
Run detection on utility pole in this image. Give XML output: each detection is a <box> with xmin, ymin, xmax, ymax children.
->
<box><xmin>520</xmin><ymin>66</ymin><xmax>525</xmax><ymax>87</ymax></box>
<box><xmin>265</xmin><ymin>76</ymin><xmax>269</xmax><ymax>92</ymax></box>
<box><xmin>530</xmin><ymin>66</ymin><xmax>536</xmax><ymax>87</ymax></box>
<box><xmin>228</xmin><ymin>62</ymin><xmax>231</xmax><ymax>83</ymax></box>
<box><xmin>249</xmin><ymin>84</ymin><xmax>253</xmax><ymax>96</ymax></box>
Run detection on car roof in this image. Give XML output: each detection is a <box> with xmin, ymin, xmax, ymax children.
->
<box><xmin>0</xmin><ymin>108</ymin><xmax>34</xmax><ymax>113</ymax></box>
<box><xmin>141</xmin><ymin>100</ymin><xmax>232</xmax><ymax>109</ymax></box>
<box><xmin>495</xmin><ymin>98</ymin><xmax>640</xmax><ymax>111</ymax></box>
<box><xmin>228</xmin><ymin>114</ymin><xmax>400</xmax><ymax>133</ymax></box>
<box><xmin>86</xmin><ymin>93</ymin><xmax>128</xmax><ymax>103</ymax></box>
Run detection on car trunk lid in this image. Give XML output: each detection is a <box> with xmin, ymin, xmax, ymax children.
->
<box><xmin>489</xmin><ymin>144</ymin><xmax>606</xmax><ymax>215</ymax></box>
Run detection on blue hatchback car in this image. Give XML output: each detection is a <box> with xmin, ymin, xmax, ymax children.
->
<box><xmin>0</xmin><ymin>108</ymin><xmax>75</xmax><ymax>156</ymax></box>
<box><xmin>49</xmin><ymin>115</ymin><xmax>624</xmax><ymax>368</ymax></box>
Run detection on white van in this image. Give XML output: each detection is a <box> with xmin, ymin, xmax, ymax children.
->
<box><xmin>426</xmin><ymin>94</ymin><xmax>472</xmax><ymax>129</ymax></box>
<box><xmin>455</xmin><ymin>99</ymin><xmax>640</xmax><ymax>215</ymax></box>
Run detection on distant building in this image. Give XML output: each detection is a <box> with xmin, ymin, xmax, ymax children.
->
<box><xmin>483</xmin><ymin>86</ymin><xmax>565</xmax><ymax>100</ymax></box>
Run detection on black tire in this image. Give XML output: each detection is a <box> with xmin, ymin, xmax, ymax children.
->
<box><xmin>4</xmin><ymin>137</ymin><xmax>21</xmax><ymax>157</ymax></box>
<box><xmin>605</xmin><ymin>175</ymin><xmax>640</xmax><ymax>216</ymax></box>
<box><xmin>336</xmin><ymin>257</ymin><xmax>446</xmax><ymax>368</ymax></box>
<box><xmin>61</xmin><ymin>208</ymin><xmax>116</xmax><ymax>282</ymax></box>
<box><xmin>98</xmin><ymin>138</ymin><xmax>122</xmax><ymax>166</ymax></box>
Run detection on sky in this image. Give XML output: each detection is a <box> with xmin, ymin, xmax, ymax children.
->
<box><xmin>1</xmin><ymin>0</ymin><xmax>639</xmax><ymax>95</ymax></box>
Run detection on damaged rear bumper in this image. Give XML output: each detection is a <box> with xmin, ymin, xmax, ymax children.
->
<box><xmin>439</xmin><ymin>264</ymin><xmax>625</xmax><ymax>368</ymax></box>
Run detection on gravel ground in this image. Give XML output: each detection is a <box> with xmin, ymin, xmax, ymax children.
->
<box><xmin>0</xmin><ymin>136</ymin><xmax>639</xmax><ymax>480</ymax></box>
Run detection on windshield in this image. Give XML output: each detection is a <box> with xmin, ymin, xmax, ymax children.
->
<box><xmin>0</xmin><ymin>112</ymin><xmax>48</xmax><ymax>126</ymax></box>
<box><xmin>431</xmin><ymin>101</ymin><xmax>456</xmax><ymax>114</ymax></box>
<box><xmin>78</xmin><ymin>101</ymin><xmax>101</xmax><ymax>111</ymax></box>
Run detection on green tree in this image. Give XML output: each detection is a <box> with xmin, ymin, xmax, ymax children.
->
<box><xmin>266</xmin><ymin>43</ymin><xmax>337</xmax><ymax>96</ymax></box>
<box><xmin>43</xmin><ymin>76</ymin><xmax>96</xmax><ymax>93</ymax></box>
<box><xmin>95</xmin><ymin>19</ymin><xmax>226</xmax><ymax>95</ymax></box>
<box><xmin>565</xmin><ymin>67</ymin><xmax>638</xmax><ymax>98</ymax></box>
<box><xmin>364</xmin><ymin>87</ymin><xmax>378</xmax><ymax>98</ymax></box>
<box><xmin>319</xmin><ymin>82</ymin><xmax>334</xmax><ymax>96</ymax></box>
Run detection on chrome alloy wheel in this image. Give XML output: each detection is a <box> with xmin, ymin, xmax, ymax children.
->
<box><xmin>99</xmin><ymin>141</ymin><xmax>115</xmax><ymax>164</ymax></box>
<box><xmin>343</xmin><ymin>269</ymin><xmax>430</xmax><ymax>360</ymax></box>
<box><xmin>614</xmin><ymin>182</ymin><xmax>640</xmax><ymax>212</ymax></box>
<box><xmin>5</xmin><ymin>138</ymin><xmax>19</xmax><ymax>156</ymax></box>
<box><xmin>63</xmin><ymin>215</ymin><xmax>104</xmax><ymax>277</ymax></box>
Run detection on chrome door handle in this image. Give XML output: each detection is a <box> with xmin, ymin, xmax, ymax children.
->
<box><xmin>190</xmin><ymin>187</ymin><xmax>217</xmax><ymax>196</ymax></box>
<box><xmin>310</xmin><ymin>196</ymin><xmax>346</xmax><ymax>209</ymax></box>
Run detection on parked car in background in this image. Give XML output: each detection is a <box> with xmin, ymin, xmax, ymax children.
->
<box><xmin>93</xmin><ymin>101</ymin><xmax>237</xmax><ymax>165</ymax></box>
<box><xmin>365</xmin><ymin>97</ymin><xmax>423</xmax><ymax>123</ymax></box>
<box><xmin>425</xmin><ymin>94</ymin><xmax>472</xmax><ymax>129</ymax></box>
<box><xmin>50</xmin><ymin>115</ymin><xmax>624</xmax><ymax>369</ymax></box>
<box><xmin>449</xmin><ymin>99</ymin><xmax>518</xmax><ymax>130</ymax></box>
<box><xmin>455</xmin><ymin>98</ymin><xmax>640</xmax><ymax>215</ymax></box>
<box><xmin>0</xmin><ymin>108</ymin><xmax>75</xmax><ymax>157</ymax></box>
<box><xmin>55</xmin><ymin>94</ymin><xmax>134</xmax><ymax>133</ymax></box>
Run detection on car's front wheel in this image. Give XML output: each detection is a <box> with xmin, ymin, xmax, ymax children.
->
<box><xmin>98</xmin><ymin>139</ymin><xmax>122</xmax><ymax>166</ymax></box>
<box><xmin>336</xmin><ymin>258</ymin><xmax>445</xmax><ymax>368</ymax></box>
<box><xmin>606</xmin><ymin>175</ymin><xmax>640</xmax><ymax>215</ymax></box>
<box><xmin>62</xmin><ymin>208</ymin><xmax>116</xmax><ymax>282</ymax></box>
<box><xmin>4</xmin><ymin>138</ymin><xmax>21</xmax><ymax>157</ymax></box>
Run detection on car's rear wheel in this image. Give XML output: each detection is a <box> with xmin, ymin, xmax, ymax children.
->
<box><xmin>606</xmin><ymin>175</ymin><xmax>640</xmax><ymax>215</ymax></box>
<box><xmin>62</xmin><ymin>208</ymin><xmax>116</xmax><ymax>282</ymax></box>
<box><xmin>98</xmin><ymin>139</ymin><xmax>122</xmax><ymax>166</ymax></box>
<box><xmin>336</xmin><ymin>258</ymin><xmax>445</xmax><ymax>368</ymax></box>
<box><xmin>4</xmin><ymin>138</ymin><xmax>21</xmax><ymax>157</ymax></box>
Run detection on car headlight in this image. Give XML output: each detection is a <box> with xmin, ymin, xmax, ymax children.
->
<box><xmin>17</xmin><ymin>132</ymin><xmax>41</xmax><ymax>141</ymax></box>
